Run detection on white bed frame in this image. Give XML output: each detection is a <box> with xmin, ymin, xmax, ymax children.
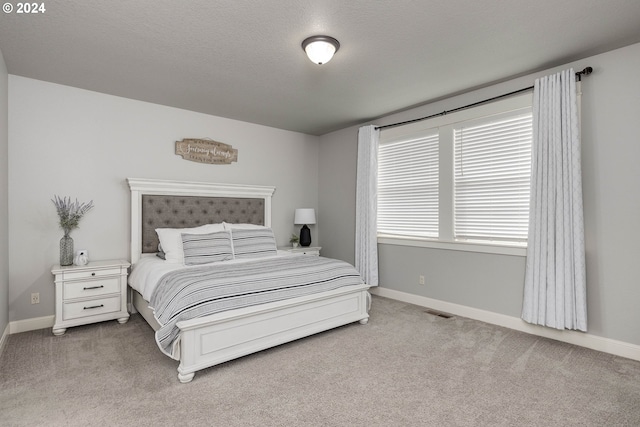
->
<box><xmin>127</xmin><ymin>178</ymin><xmax>370</xmax><ymax>383</ymax></box>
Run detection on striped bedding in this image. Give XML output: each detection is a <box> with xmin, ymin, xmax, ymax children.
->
<box><xmin>150</xmin><ymin>255</ymin><xmax>364</xmax><ymax>358</ymax></box>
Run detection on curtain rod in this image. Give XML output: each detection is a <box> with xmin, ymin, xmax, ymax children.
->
<box><xmin>375</xmin><ymin>67</ymin><xmax>593</xmax><ymax>131</ymax></box>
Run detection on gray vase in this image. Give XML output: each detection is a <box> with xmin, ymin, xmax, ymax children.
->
<box><xmin>60</xmin><ymin>233</ymin><xmax>74</xmax><ymax>266</ymax></box>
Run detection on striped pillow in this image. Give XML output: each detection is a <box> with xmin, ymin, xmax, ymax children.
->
<box><xmin>181</xmin><ymin>230</ymin><xmax>233</xmax><ymax>266</ymax></box>
<box><xmin>231</xmin><ymin>228</ymin><xmax>278</xmax><ymax>259</ymax></box>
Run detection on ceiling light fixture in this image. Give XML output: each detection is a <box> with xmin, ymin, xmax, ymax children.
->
<box><xmin>301</xmin><ymin>35</ymin><xmax>340</xmax><ymax>65</ymax></box>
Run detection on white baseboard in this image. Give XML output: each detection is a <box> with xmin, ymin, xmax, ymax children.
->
<box><xmin>9</xmin><ymin>315</ymin><xmax>54</xmax><ymax>334</ymax></box>
<box><xmin>370</xmin><ymin>287</ymin><xmax>640</xmax><ymax>362</ymax></box>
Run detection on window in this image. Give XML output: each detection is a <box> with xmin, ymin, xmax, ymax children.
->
<box><xmin>378</xmin><ymin>132</ymin><xmax>439</xmax><ymax>238</ymax></box>
<box><xmin>454</xmin><ymin>112</ymin><xmax>532</xmax><ymax>243</ymax></box>
<box><xmin>377</xmin><ymin>94</ymin><xmax>532</xmax><ymax>254</ymax></box>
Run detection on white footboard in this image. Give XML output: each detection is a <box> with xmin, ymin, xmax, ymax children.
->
<box><xmin>175</xmin><ymin>284</ymin><xmax>370</xmax><ymax>383</ymax></box>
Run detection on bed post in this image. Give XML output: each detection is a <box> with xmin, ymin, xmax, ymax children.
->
<box><xmin>129</xmin><ymin>181</ymin><xmax>142</xmax><ymax>264</ymax></box>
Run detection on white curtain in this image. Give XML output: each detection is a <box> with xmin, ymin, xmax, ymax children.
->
<box><xmin>355</xmin><ymin>125</ymin><xmax>379</xmax><ymax>286</ymax></box>
<box><xmin>522</xmin><ymin>68</ymin><xmax>587</xmax><ymax>331</ymax></box>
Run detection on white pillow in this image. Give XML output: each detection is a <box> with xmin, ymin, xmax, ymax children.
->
<box><xmin>155</xmin><ymin>223</ymin><xmax>224</xmax><ymax>263</ymax></box>
<box><xmin>223</xmin><ymin>222</ymin><xmax>268</xmax><ymax>230</ymax></box>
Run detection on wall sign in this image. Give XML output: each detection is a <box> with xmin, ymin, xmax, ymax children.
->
<box><xmin>175</xmin><ymin>138</ymin><xmax>238</xmax><ymax>165</ymax></box>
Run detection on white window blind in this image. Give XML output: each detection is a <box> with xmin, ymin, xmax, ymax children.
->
<box><xmin>454</xmin><ymin>112</ymin><xmax>532</xmax><ymax>243</ymax></box>
<box><xmin>378</xmin><ymin>133</ymin><xmax>439</xmax><ymax>238</ymax></box>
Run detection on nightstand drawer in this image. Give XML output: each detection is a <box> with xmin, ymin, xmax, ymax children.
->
<box><xmin>278</xmin><ymin>246</ymin><xmax>322</xmax><ymax>256</ymax></box>
<box><xmin>63</xmin><ymin>277</ymin><xmax>120</xmax><ymax>300</ymax></box>
<box><xmin>63</xmin><ymin>267</ymin><xmax>122</xmax><ymax>281</ymax></box>
<box><xmin>299</xmin><ymin>249</ymin><xmax>320</xmax><ymax>256</ymax></box>
<box><xmin>62</xmin><ymin>296</ymin><xmax>121</xmax><ymax>321</ymax></box>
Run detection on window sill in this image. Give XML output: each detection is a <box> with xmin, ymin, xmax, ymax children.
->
<box><xmin>377</xmin><ymin>236</ymin><xmax>527</xmax><ymax>257</ymax></box>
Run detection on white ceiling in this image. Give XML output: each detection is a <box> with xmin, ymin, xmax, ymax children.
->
<box><xmin>2</xmin><ymin>0</ymin><xmax>640</xmax><ymax>135</ymax></box>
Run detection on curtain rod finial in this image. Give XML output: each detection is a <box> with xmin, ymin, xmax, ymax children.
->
<box><xmin>576</xmin><ymin>66</ymin><xmax>593</xmax><ymax>81</ymax></box>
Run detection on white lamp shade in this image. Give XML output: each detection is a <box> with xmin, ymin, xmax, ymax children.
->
<box><xmin>294</xmin><ymin>208</ymin><xmax>316</xmax><ymax>225</ymax></box>
<box><xmin>304</xmin><ymin>41</ymin><xmax>336</xmax><ymax>65</ymax></box>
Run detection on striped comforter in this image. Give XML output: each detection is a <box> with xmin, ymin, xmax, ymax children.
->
<box><xmin>150</xmin><ymin>256</ymin><xmax>364</xmax><ymax>358</ymax></box>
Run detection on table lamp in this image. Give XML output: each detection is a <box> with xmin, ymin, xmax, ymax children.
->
<box><xmin>294</xmin><ymin>208</ymin><xmax>316</xmax><ymax>247</ymax></box>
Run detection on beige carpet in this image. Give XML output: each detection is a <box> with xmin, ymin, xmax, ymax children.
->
<box><xmin>1</xmin><ymin>295</ymin><xmax>639</xmax><ymax>426</ymax></box>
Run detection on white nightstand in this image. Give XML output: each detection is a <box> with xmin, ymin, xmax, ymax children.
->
<box><xmin>279</xmin><ymin>246</ymin><xmax>322</xmax><ymax>256</ymax></box>
<box><xmin>51</xmin><ymin>259</ymin><xmax>130</xmax><ymax>336</ymax></box>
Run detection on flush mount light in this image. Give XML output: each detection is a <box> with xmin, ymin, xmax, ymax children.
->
<box><xmin>301</xmin><ymin>35</ymin><xmax>340</xmax><ymax>65</ymax></box>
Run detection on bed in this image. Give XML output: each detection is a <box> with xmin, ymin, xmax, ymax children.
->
<box><xmin>127</xmin><ymin>178</ymin><xmax>371</xmax><ymax>383</ymax></box>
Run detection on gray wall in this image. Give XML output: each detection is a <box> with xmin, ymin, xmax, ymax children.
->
<box><xmin>8</xmin><ymin>76</ymin><xmax>319</xmax><ymax>322</ymax></box>
<box><xmin>0</xmin><ymin>49</ymin><xmax>8</xmax><ymax>336</ymax></box>
<box><xmin>319</xmin><ymin>42</ymin><xmax>640</xmax><ymax>346</ymax></box>
<box><xmin>317</xmin><ymin>126</ymin><xmax>358</xmax><ymax>264</ymax></box>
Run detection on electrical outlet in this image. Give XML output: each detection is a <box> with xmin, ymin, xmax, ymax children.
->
<box><xmin>31</xmin><ymin>292</ymin><xmax>40</xmax><ymax>304</ymax></box>
<box><xmin>419</xmin><ymin>275</ymin><xmax>425</xmax><ymax>285</ymax></box>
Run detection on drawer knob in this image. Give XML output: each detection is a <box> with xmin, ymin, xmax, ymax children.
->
<box><xmin>91</xmin><ymin>272</ymin><xmax>96</xmax><ymax>276</ymax></box>
<box><xmin>83</xmin><ymin>285</ymin><xmax>104</xmax><ymax>290</ymax></box>
<box><xmin>83</xmin><ymin>304</ymin><xmax>104</xmax><ymax>310</ymax></box>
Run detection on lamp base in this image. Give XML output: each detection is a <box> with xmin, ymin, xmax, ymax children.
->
<box><xmin>299</xmin><ymin>225</ymin><xmax>311</xmax><ymax>247</ymax></box>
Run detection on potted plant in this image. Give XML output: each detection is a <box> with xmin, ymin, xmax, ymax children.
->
<box><xmin>52</xmin><ymin>196</ymin><xmax>94</xmax><ymax>266</ymax></box>
<box><xmin>289</xmin><ymin>233</ymin><xmax>300</xmax><ymax>248</ymax></box>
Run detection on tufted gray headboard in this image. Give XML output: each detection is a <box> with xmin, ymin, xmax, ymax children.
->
<box><xmin>128</xmin><ymin>178</ymin><xmax>276</xmax><ymax>264</ymax></box>
<box><xmin>141</xmin><ymin>195</ymin><xmax>264</xmax><ymax>254</ymax></box>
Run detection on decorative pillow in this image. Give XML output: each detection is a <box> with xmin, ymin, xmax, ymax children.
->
<box><xmin>155</xmin><ymin>223</ymin><xmax>225</xmax><ymax>263</ymax></box>
<box><xmin>181</xmin><ymin>230</ymin><xmax>233</xmax><ymax>266</ymax></box>
<box><xmin>230</xmin><ymin>228</ymin><xmax>278</xmax><ymax>259</ymax></box>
